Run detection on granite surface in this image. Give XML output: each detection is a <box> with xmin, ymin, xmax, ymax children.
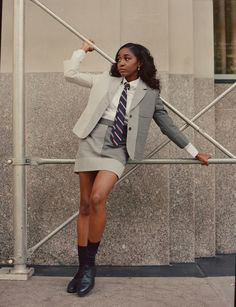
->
<box><xmin>168</xmin><ymin>75</ymin><xmax>195</xmax><ymax>262</ymax></box>
<box><xmin>0</xmin><ymin>73</ymin><xmax>235</xmax><ymax>266</ymax></box>
<box><xmin>215</xmin><ymin>84</ymin><xmax>236</xmax><ymax>254</ymax></box>
<box><xmin>193</xmin><ymin>78</ymin><xmax>216</xmax><ymax>257</ymax></box>
<box><xmin>0</xmin><ymin>74</ymin><xmax>14</xmax><ymax>263</ymax></box>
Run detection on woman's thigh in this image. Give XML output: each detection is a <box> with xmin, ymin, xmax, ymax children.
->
<box><xmin>90</xmin><ymin>170</ymin><xmax>118</xmax><ymax>202</ymax></box>
<box><xmin>79</xmin><ymin>171</ymin><xmax>98</xmax><ymax>200</ymax></box>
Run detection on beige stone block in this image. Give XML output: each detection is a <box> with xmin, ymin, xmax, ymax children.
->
<box><xmin>168</xmin><ymin>0</ymin><xmax>194</xmax><ymax>74</ymax></box>
<box><xmin>193</xmin><ymin>0</ymin><xmax>214</xmax><ymax>78</ymax></box>
<box><xmin>120</xmin><ymin>0</ymin><xmax>169</xmax><ymax>72</ymax></box>
<box><xmin>1</xmin><ymin>0</ymin><xmax>120</xmax><ymax>72</ymax></box>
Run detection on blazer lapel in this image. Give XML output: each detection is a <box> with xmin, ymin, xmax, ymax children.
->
<box><xmin>130</xmin><ymin>79</ymin><xmax>147</xmax><ymax>111</ymax></box>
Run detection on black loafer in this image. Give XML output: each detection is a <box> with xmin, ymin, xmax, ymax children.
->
<box><xmin>67</xmin><ymin>269</ymin><xmax>83</xmax><ymax>293</ymax></box>
<box><xmin>77</xmin><ymin>265</ymin><xmax>96</xmax><ymax>297</ymax></box>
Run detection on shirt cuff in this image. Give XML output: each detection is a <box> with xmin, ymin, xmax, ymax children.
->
<box><xmin>184</xmin><ymin>143</ymin><xmax>199</xmax><ymax>158</ymax></box>
<box><xmin>71</xmin><ymin>49</ymin><xmax>86</xmax><ymax>60</ymax></box>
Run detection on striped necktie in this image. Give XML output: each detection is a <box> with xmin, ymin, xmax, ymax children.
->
<box><xmin>110</xmin><ymin>82</ymin><xmax>130</xmax><ymax>146</ymax></box>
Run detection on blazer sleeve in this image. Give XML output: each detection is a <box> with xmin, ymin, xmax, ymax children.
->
<box><xmin>63</xmin><ymin>49</ymin><xmax>101</xmax><ymax>88</ymax></box>
<box><xmin>153</xmin><ymin>91</ymin><xmax>189</xmax><ymax>149</ymax></box>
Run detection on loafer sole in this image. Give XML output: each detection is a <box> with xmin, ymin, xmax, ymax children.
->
<box><xmin>67</xmin><ymin>287</ymin><xmax>77</xmax><ymax>293</ymax></box>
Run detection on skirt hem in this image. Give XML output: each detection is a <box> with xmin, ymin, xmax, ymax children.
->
<box><xmin>74</xmin><ymin>157</ymin><xmax>125</xmax><ymax>178</ymax></box>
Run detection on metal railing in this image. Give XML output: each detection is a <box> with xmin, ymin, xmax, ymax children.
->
<box><xmin>0</xmin><ymin>0</ymin><xmax>235</xmax><ymax>280</ymax></box>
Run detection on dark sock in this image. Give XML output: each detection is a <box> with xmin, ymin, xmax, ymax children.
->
<box><xmin>87</xmin><ymin>240</ymin><xmax>100</xmax><ymax>266</ymax></box>
<box><xmin>78</xmin><ymin>245</ymin><xmax>89</xmax><ymax>267</ymax></box>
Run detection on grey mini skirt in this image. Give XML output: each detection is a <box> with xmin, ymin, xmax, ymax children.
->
<box><xmin>74</xmin><ymin>118</ymin><xmax>129</xmax><ymax>178</ymax></box>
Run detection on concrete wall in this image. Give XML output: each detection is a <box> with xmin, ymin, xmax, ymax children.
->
<box><xmin>1</xmin><ymin>0</ymin><xmax>235</xmax><ymax>266</ymax></box>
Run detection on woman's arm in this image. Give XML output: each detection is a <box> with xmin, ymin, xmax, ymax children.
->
<box><xmin>63</xmin><ymin>40</ymin><xmax>100</xmax><ymax>88</ymax></box>
<box><xmin>153</xmin><ymin>92</ymin><xmax>211</xmax><ymax>165</ymax></box>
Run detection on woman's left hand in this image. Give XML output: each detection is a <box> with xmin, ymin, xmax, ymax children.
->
<box><xmin>195</xmin><ymin>152</ymin><xmax>211</xmax><ymax>166</ymax></box>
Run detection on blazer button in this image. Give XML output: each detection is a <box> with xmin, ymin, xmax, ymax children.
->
<box><xmin>129</xmin><ymin>115</ymin><xmax>132</xmax><ymax>118</ymax></box>
<box><xmin>128</xmin><ymin>127</ymin><xmax>132</xmax><ymax>131</ymax></box>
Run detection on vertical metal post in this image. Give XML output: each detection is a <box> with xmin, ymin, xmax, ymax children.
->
<box><xmin>0</xmin><ymin>0</ymin><xmax>33</xmax><ymax>280</ymax></box>
<box><xmin>12</xmin><ymin>0</ymin><xmax>27</xmax><ymax>274</ymax></box>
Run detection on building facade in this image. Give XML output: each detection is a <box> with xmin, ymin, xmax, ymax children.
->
<box><xmin>0</xmin><ymin>0</ymin><xmax>235</xmax><ymax>265</ymax></box>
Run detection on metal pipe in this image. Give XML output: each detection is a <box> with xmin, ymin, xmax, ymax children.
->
<box><xmin>29</xmin><ymin>0</ymin><xmax>115</xmax><ymax>64</ymax></box>
<box><xmin>188</xmin><ymin>82</ymin><xmax>236</xmax><ymax>122</ymax></box>
<box><xmin>128</xmin><ymin>159</ymin><xmax>236</xmax><ymax>164</ymax></box>
<box><xmin>12</xmin><ymin>0</ymin><xmax>27</xmax><ymax>274</ymax></box>
<box><xmin>27</xmin><ymin>211</ymin><xmax>79</xmax><ymax>256</ymax></box>
<box><xmin>28</xmin><ymin>157</ymin><xmax>236</xmax><ymax>165</ymax></box>
<box><xmin>162</xmin><ymin>97</ymin><xmax>236</xmax><ymax>158</ymax></box>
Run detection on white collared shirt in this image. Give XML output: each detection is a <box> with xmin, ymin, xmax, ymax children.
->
<box><xmin>102</xmin><ymin>78</ymin><xmax>139</xmax><ymax>122</ymax></box>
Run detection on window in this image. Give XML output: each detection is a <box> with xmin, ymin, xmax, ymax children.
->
<box><xmin>213</xmin><ymin>0</ymin><xmax>236</xmax><ymax>79</ymax></box>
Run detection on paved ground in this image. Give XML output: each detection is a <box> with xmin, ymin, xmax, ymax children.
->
<box><xmin>0</xmin><ymin>276</ymin><xmax>235</xmax><ymax>307</ymax></box>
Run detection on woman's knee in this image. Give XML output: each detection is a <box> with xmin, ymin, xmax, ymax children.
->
<box><xmin>90</xmin><ymin>191</ymin><xmax>106</xmax><ymax>213</ymax></box>
<box><xmin>79</xmin><ymin>198</ymin><xmax>90</xmax><ymax>216</ymax></box>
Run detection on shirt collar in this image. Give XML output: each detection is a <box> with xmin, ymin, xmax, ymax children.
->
<box><xmin>122</xmin><ymin>77</ymin><xmax>140</xmax><ymax>89</ymax></box>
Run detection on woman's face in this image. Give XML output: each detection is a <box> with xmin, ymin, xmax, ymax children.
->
<box><xmin>116</xmin><ymin>47</ymin><xmax>140</xmax><ymax>82</ymax></box>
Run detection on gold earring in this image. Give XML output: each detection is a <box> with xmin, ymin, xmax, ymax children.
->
<box><xmin>138</xmin><ymin>66</ymin><xmax>140</xmax><ymax>71</ymax></box>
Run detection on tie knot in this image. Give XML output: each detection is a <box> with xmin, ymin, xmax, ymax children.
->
<box><xmin>124</xmin><ymin>82</ymin><xmax>130</xmax><ymax>90</ymax></box>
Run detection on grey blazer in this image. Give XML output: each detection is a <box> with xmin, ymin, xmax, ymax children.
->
<box><xmin>64</xmin><ymin>56</ymin><xmax>189</xmax><ymax>160</ymax></box>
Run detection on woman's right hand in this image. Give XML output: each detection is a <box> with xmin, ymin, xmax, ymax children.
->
<box><xmin>81</xmin><ymin>40</ymin><xmax>95</xmax><ymax>53</ymax></box>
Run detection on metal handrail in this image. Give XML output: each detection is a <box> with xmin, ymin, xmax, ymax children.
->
<box><xmin>12</xmin><ymin>157</ymin><xmax>236</xmax><ymax>166</ymax></box>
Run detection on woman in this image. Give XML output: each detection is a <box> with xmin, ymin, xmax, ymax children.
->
<box><xmin>64</xmin><ymin>41</ymin><xmax>210</xmax><ymax>297</ymax></box>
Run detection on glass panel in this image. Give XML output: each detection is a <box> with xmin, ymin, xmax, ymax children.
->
<box><xmin>213</xmin><ymin>0</ymin><xmax>236</xmax><ymax>74</ymax></box>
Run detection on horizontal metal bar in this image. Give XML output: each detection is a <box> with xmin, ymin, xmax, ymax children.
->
<box><xmin>129</xmin><ymin>159</ymin><xmax>236</xmax><ymax>164</ymax></box>
<box><xmin>25</xmin><ymin>157</ymin><xmax>236</xmax><ymax>165</ymax></box>
<box><xmin>30</xmin><ymin>0</ymin><xmax>115</xmax><ymax>64</ymax></box>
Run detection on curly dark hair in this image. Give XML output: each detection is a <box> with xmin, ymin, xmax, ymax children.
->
<box><xmin>110</xmin><ymin>43</ymin><xmax>160</xmax><ymax>90</ymax></box>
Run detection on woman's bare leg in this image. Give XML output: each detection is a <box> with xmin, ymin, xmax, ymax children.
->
<box><xmin>88</xmin><ymin>170</ymin><xmax>118</xmax><ymax>242</ymax></box>
<box><xmin>68</xmin><ymin>170</ymin><xmax>118</xmax><ymax>296</ymax></box>
<box><xmin>77</xmin><ymin>171</ymin><xmax>97</xmax><ymax>246</ymax></box>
